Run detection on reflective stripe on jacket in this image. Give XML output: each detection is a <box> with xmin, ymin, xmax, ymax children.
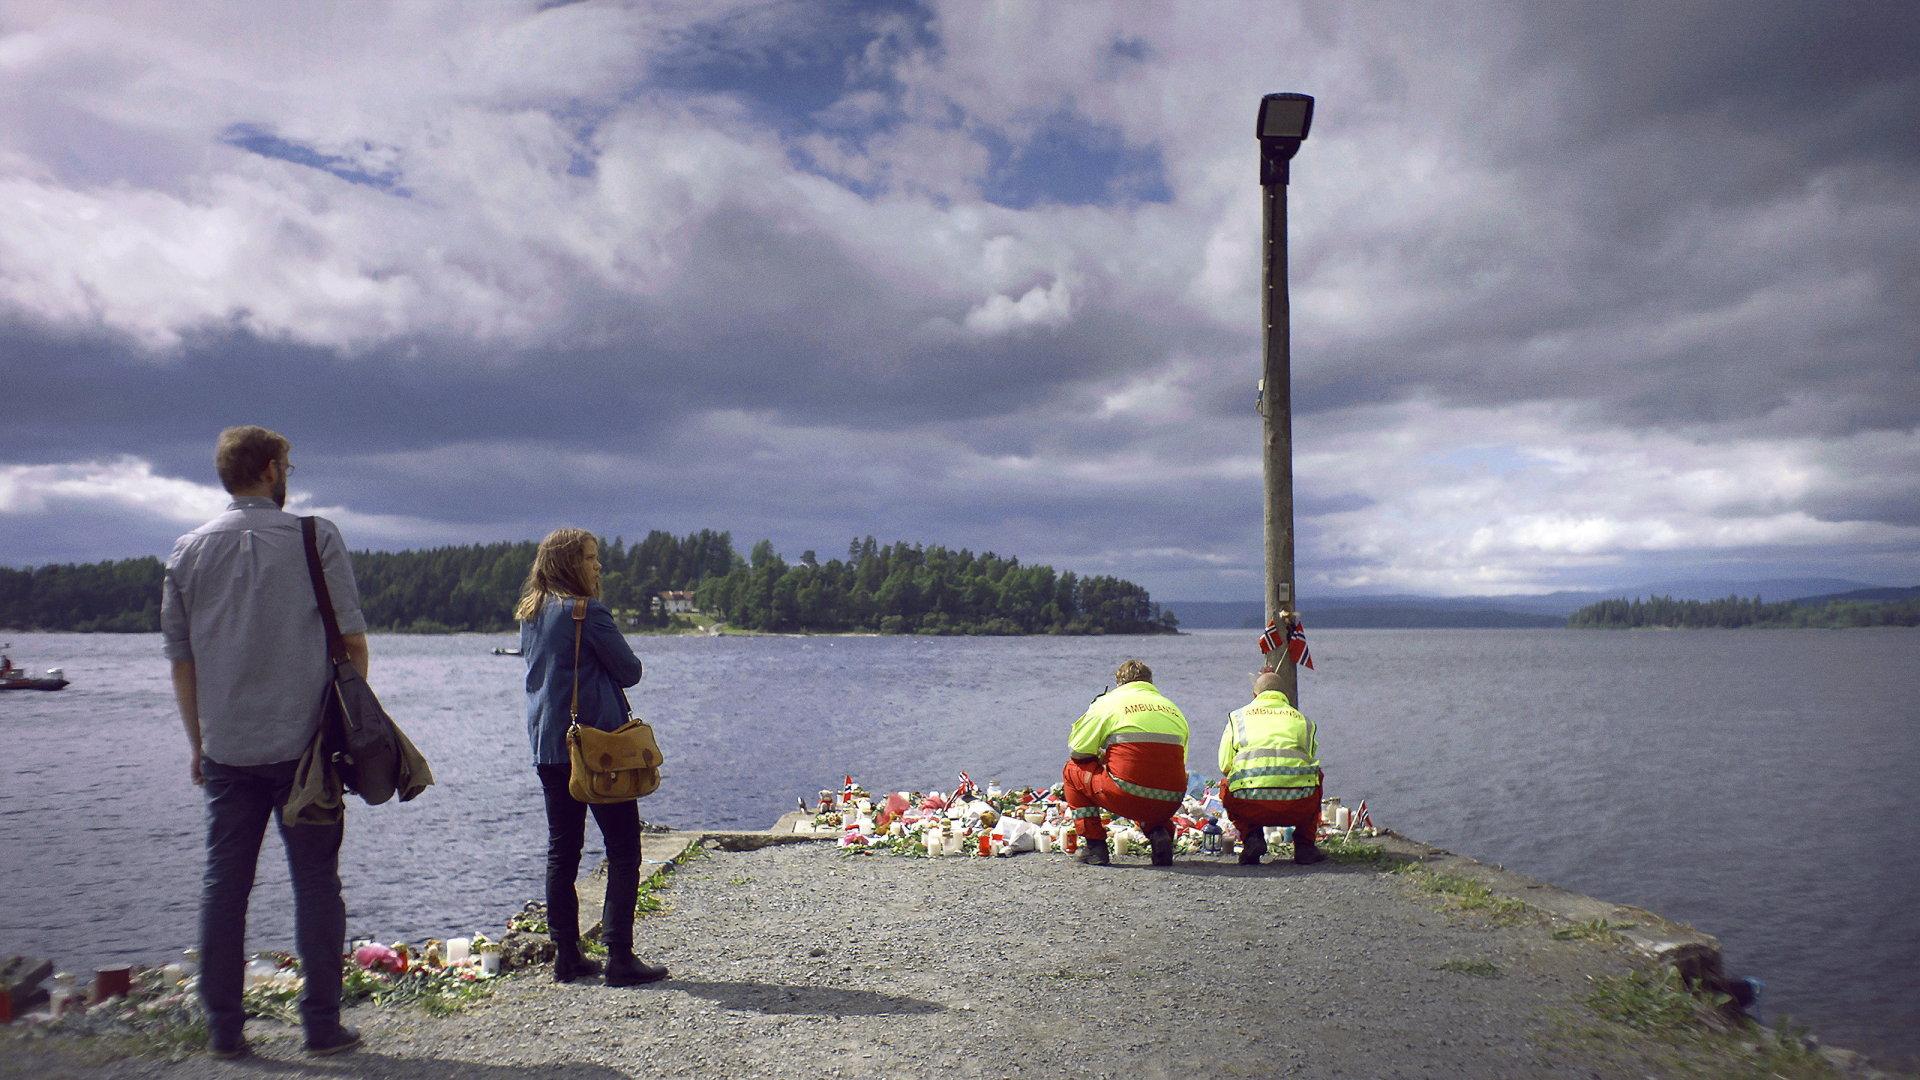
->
<box><xmin>1217</xmin><ymin>690</ymin><xmax>1319</xmax><ymax>794</ymax></box>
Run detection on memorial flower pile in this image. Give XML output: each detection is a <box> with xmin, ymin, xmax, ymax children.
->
<box><xmin>8</xmin><ymin>930</ymin><xmax>508</xmax><ymax>1044</ymax></box>
<box><xmin>801</xmin><ymin>773</ymin><xmax>1379</xmax><ymax>859</ymax></box>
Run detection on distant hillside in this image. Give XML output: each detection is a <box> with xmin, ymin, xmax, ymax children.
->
<box><xmin>1160</xmin><ymin>598</ymin><xmax>1563</xmax><ymax>629</ymax></box>
<box><xmin>1789</xmin><ymin>585</ymin><xmax>1920</xmax><ymax>606</ymax></box>
<box><xmin>1163</xmin><ymin>577</ymin><xmax>1899</xmax><ymax>630</ymax></box>
<box><xmin>1569</xmin><ymin>591</ymin><xmax>1920</xmax><ymax>629</ymax></box>
<box><xmin>1635</xmin><ymin>577</ymin><xmax>1879</xmax><ymax>603</ymax></box>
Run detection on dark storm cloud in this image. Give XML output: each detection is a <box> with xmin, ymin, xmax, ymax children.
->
<box><xmin>1509</xmin><ymin>2</ymin><xmax>1920</xmax><ymax>173</ymax></box>
<box><xmin>1271</xmin><ymin>1</ymin><xmax>1920</xmax><ymax>447</ymax></box>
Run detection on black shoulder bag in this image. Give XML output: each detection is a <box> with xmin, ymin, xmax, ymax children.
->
<box><xmin>302</xmin><ymin>517</ymin><xmax>403</xmax><ymax>805</ymax></box>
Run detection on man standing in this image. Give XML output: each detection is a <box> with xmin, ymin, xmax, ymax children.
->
<box><xmin>1062</xmin><ymin>659</ymin><xmax>1189</xmax><ymax>866</ymax></box>
<box><xmin>1218</xmin><ymin>669</ymin><xmax>1327</xmax><ymax>866</ymax></box>
<box><xmin>162</xmin><ymin>426</ymin><xmax>368</xmax><ymax>1060</ymax></box>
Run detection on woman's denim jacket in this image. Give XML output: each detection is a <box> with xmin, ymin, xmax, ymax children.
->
<box><xmin>523</xmin><ymin>596</ymin><xmax>642</xmax><ymax>765</ymax></box>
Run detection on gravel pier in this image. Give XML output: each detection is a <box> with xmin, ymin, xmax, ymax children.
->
<box><xmin>1</xmin><ymin>832</ymin><xmax>1876</xmax><ymax>1079</ymax></box>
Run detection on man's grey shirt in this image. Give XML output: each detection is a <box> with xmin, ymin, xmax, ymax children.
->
<box><xmin>162</xmin><ymin>497</ymin><xmax>367</xmax><ymax>766</ymax></box>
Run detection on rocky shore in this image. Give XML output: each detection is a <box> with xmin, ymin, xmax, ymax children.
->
<box><xmin>1</xmin><ymin>824</ymin><xmax>1894</xmax><ymax>1079</ymax></box>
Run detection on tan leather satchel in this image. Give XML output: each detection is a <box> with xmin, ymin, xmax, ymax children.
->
<box><xmin>564</xmin><ymin>599</ymin><xmax>663</xmax><ymax>803</ymax></box>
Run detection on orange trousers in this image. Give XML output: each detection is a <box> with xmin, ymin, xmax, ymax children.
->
<box><xmin>1062</xmin><ymin>742</ymin><xmax>1187</xmax><ymax>841</ymax></box>
<box><xmin>1221</xmin><ymin>781</ymin><xmax>1323</xmax><ymax>840</ymax></box>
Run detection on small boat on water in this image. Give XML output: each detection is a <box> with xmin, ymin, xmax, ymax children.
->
<box><xmin>1</xmin><ymin>648</ymin><xmax>67</xmax><ymax>691</ymax></box>
<box><xmin>491</xmin><ymin>646</ymin><xmax>523</xmax><ymax>657</ymax></box>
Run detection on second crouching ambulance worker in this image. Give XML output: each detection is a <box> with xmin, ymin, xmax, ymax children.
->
<box><xmin>1062</xmin><ymin>659</ymin><xmax>1189</xmax><ymax>866</ymax></box>
<box><xmin>1219</xmin><ymin>669</ymin><xmax>1327</xmax><ymax>866</ymax></box>
<box><xmin>519</xmin><ymin>528</ymin><xmax>667</xmax><ymax>987</ymax></box>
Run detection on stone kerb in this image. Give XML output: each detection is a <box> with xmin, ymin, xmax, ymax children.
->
<box><xmin>1372</xmin><ymin>830</ymin><xmax>1735</xmax><ymax>1005</ymax></box>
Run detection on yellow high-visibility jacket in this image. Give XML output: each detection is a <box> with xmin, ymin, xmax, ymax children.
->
<box><xmin>1217</xmin><ymin>690</ymin><xmax>1319</xmax><ymax>795</ymax></box>
<box><xmin>1068</xmin><ymin>680</ymin><xmax>1189</xmax><ymax>761</ymax></box>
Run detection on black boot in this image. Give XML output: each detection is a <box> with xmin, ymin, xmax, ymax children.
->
<box><xmin>1239</xmin><ymin>827</ymin><xmax>1267</xmax><ymax>865</ymax></box>
<box><xmin>605</xmin><ymin>949</ymin><xmax>668</xmax><ymax>987</ymax></box>
<box><xmin>552</xmin><ymin>942</ymin><xmax>603</xmax><ymax>984</ymax></box>
<box><xmin>1078</xmin><ymin>838</ymin><xmax>1110</xmax><ymax>866</ymax></box>
<box><xmin>1146</xmin><ymin>824</ymin><xmax>1175</xmax><ymax>867</ymax></box>
<box><xmin>1294</xmin><ymin>837</ymin><xmax>1328</xmax><ymax>865</ymax></box>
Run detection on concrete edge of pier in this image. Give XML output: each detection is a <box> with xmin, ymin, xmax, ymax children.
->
<box><xmin>1368</xmin><ymin>830</ymin><xmax>1731</xmax><ymax>993</ymax></box>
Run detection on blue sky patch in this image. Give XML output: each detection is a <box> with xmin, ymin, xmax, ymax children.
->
<box><xmin>643</xmin><ymin>0</ymin><xmax>931</xmax><ymax>137</ymax></box>
<box><xmin>221</xmin><ymin>124</ymin><xmax>406</xmax><ymax>193</ymax></box>
<box><xmin>1435</xmin><ymin>445</ymin><xmax>1540</xmax><ymax>475</ymax></box>
<box><xmin>980</xmin><ymin>115</ymin><xmax>1173</xmax><ymax>209</ymax></box>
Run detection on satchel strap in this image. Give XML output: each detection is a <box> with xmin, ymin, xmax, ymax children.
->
<box><xmin>566</xmin><ymin>597</ymin><xmax>636</xmax><ymax>725</ymax></box>
<box><xmin>301</xmin><ymin>517</ymin><xmax>349</xmax><ymax>665</ymax></box>
<box><xmin>569</xmin><ymin>598</ymin><xmax>587</xmax><ymax>724</ymax></box>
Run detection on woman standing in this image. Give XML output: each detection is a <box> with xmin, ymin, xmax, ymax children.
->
<box><xmin>517</xmin><ymin>528</ymin><xmax>667</xmax><ymax>986</ymax></box>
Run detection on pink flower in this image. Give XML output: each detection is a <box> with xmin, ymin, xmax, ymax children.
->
<box><xmin>353</xmin><ymin>944</ymin><xmax>404</xmax><ymax>973</ymax></box>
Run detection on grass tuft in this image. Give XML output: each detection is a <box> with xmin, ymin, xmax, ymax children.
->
<box><xmin>1585</xmin><ymin>965</ymin><xmax>1704</xmax><ymax>1035</ymax></box>
<box><xmin>1320</xmin><ymin>836</ymin><xmax>1392</xmax><ymax>865</ymax></box>
<box><xmin>1393</xmin><ymin>864</ymin><xmax>1530</xmax><ymax>923</ymax></box>
<box><xmin>1576</xmin><ymin>967</ymin><xmax>1838</xmax><ymax>1078</ymax></box>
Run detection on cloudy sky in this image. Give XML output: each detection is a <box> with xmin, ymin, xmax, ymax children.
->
<box><xmin>1</xmin><ymin>1</ymin><xmax>1915</xmax><ymax>600</ymax></box>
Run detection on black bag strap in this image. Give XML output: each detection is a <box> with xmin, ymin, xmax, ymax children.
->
<box><xmin>302</xmin><ymin>517</ymin><xmax>349</xmax><ymax>666</ymax></box>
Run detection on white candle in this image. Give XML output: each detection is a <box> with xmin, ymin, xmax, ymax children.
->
<box><xmin>50</xmin><ymin>973</ymin><xmax>79</xmax><ymax>1015</ymax></box>
<box><xmin>478</xmin><ymin>949</ymin><xmax>500</xmax><ymax>976</ymax></box>
<box><xmin>925</xmin><ymin>828</ymin><xmax>943</xmax><ymax>856</ymax></box>
<box><xmin>1336</xmin><ymin>807</ymin><xmax>1353</xmax><ymax>830</ymax></box>
<box><xmin>445</xmin><ymin>937</ymin><xmax>470</xmax><ymax>965</ymax></box>
<box><xmin>1035</xmin><ymin>830</ymin><xmax>1052</xmax><ymax>853</ymax></box>
<box><xmin>1111</xmin><ymin>832</ymin><xmax>1131</xmax><ymax>858</ymax></box>
<box><xmin>946</xmin><ymin>831</ymin><xmax>966</xmax><ymax>855</ymax></box>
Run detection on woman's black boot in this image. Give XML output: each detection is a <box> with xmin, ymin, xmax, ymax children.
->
<box><xmin>552</xmin><ymin>942</ymin><xmax>604</xmax><ymax>984</ymax></box>
<box><xmin>605</xmin><ymin>949</ymin><xmax>668</xmax><ymax>987</ymax></box>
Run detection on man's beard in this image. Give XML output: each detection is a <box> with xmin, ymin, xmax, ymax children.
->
<box><xmin>272</xmin><ymin>475</ymin><xmax>287</xmax><ymax>508</ymax></box>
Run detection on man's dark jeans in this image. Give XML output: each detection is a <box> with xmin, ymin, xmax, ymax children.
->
<box><xmin>200</xmin><ymin>757</ymin><xmax>346</xmax><ymax>1046</ymax></box>
<box><xmin>536</xmin><ymin>764</ymin><xmax>640</xmax><ymax>952</ymax></box>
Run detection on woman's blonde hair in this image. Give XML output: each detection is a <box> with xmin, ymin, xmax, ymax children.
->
<box><xmin>514</xmin><ymin>527</ymin><xmax>599</xmax><ymax>621</ymax></box>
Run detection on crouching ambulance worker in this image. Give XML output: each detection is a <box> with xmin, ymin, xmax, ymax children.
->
<box><xmin>1219</xmin><ymin>669</ymin><xmax>1326</xmax><ymax>866</ymax></box>
<box><xmin>1063</xmin><ymin>659</ymin><xmax>1189</xmax><ymax>867</ymax></box>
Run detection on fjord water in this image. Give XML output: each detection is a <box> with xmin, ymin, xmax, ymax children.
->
<box><xmin>1</xmin><ymin>628</ymin><xmax>1915</xmax><ymax>1063</ymax></box>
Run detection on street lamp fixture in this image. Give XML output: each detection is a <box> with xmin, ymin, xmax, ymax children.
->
<box><xmin>1257</xmin><ymin>92</ymin><xmax>1315</xmax><ymax>185</ymax></box>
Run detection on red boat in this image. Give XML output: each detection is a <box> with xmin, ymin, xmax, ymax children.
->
<box><xmin>0</xmin><ymin>650</ymin><xmax>67</xmax><ymax>691</ymax></box>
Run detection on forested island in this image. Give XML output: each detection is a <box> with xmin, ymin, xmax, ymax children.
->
<box><xmin>0</xmin><ymin>531</ymin><xmax>1178</xmax><ymax>636</ymax></box>
<box><xmin>1568</xmin><ymin>591</ymin><xmax>1920</xmax><ymax>629</ymax></box>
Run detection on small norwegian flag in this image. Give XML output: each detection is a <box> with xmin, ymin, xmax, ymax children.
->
<box><xmin>1258</xmin><ymin>620</ymin><xmax>1285</xmax><ymax>656</ymax></box>
<box><xmin>1285</xmin><ymin>618</ymin><xmax>1315</xmax><ymax>671</ymax></box>
<box><xmin>1351</xmin><ymin>799</ymin><xmax>1374</xmax><ymax>831</ymax></box>
<box><xmin>955</xmin><ymin>771</ymin><xmax>976</xmax><ymax>800</ymax></box>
